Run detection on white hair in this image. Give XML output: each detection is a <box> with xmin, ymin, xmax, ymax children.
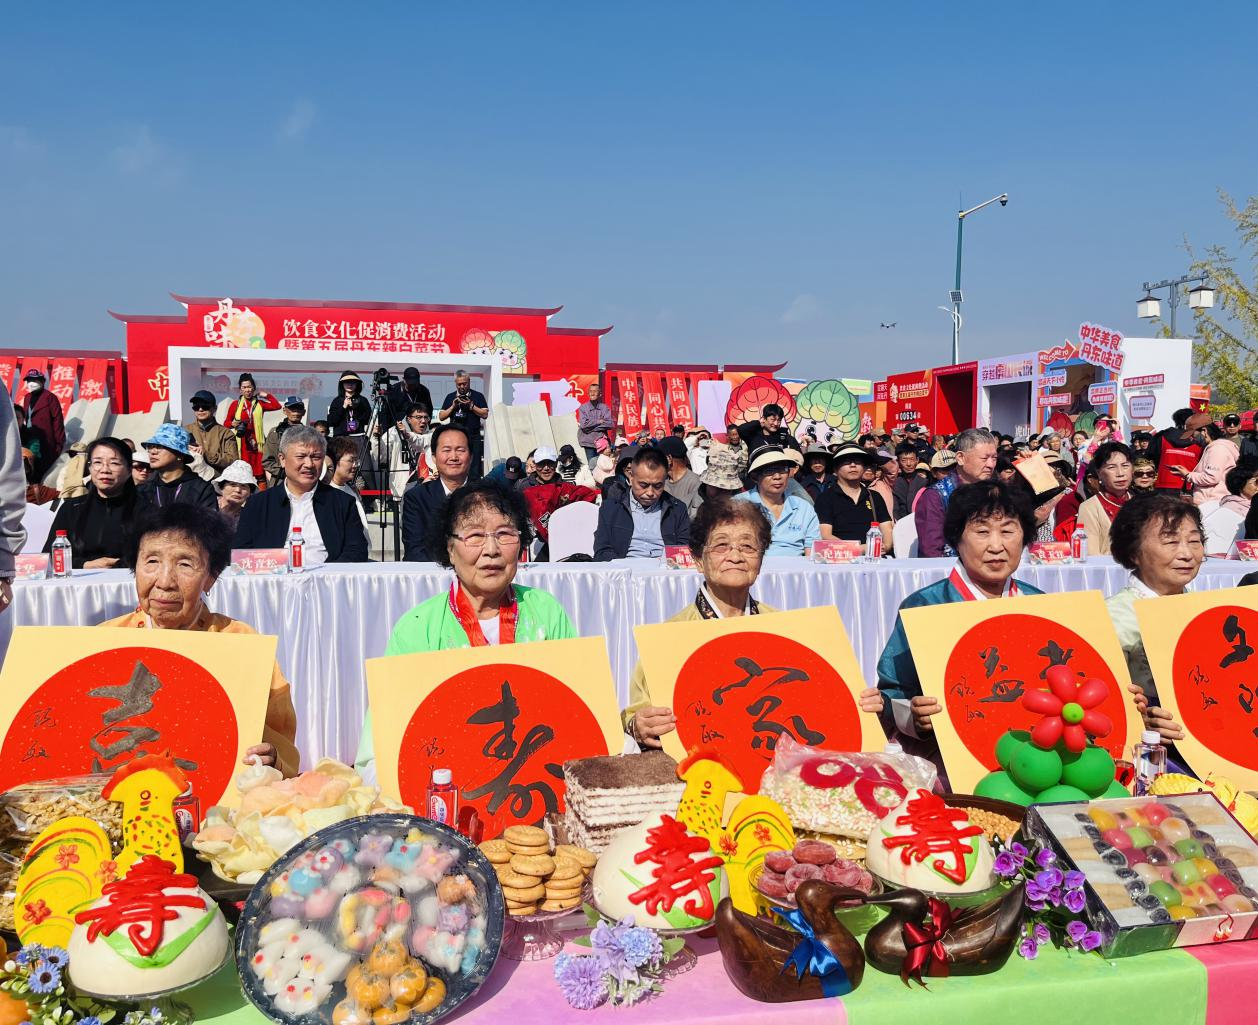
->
<box><xmin>278</xmin><ymin>424</ymin><xmax>327</xmax><ymax>456</ymax></box>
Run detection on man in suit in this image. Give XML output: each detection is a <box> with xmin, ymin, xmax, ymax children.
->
<box><xmin>234</xmin><ymin>424</ymin><xmax>368</xmax><ymax>563</ymax></box>
<box><xmin>401</xmin><ymin>423</ymin><xmax>472</xmax><ymax>561</ymax></box>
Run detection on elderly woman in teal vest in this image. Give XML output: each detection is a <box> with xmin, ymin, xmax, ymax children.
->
<box><xmin>877</xmin><ymin>481</ymin><xmax>1044</xmax><ymax>764</ymax></box>
<box><xmin>355</xmin><ymin>482</ymin><xmax>574</xmax><ymax>780</ymax></box>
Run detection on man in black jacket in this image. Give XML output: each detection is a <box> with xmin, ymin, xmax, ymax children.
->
<box><xmin>401</xmin><ymin>423</ymin><xmax>472</xmax><ymax>561</ymax></box>
<box><xmin>891</xmin><ymin>442</ymin><xmax>930</xmax><ymax>519</ymax></box>
<box><xmin>593</xmin><ymin>447</ymin><xmax>690</xmax><ymax>560</ymax></box>
<box><xmin>234</xmin><ymin>424</ymin><xmax>368</xmax><ymax>563</ymax></box>
<box><xmin>388</xmin><ymin>367</ymin><xmax>434</xmax><ymax>417</ymax></box>
<box><xmin>734</xmin><ymin>403</ymin><xmax>800</xmax><ymax>457</ymax></box>
<box><xmin>137</xmin><ymin>424</ymin><xmax>218</xmax><ymax>510</ymax></box>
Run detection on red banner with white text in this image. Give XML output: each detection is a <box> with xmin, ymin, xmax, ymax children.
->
<box><xmin>642</xmin><ymin>373</ymin><xmax>669</xmax><ymax>436</ymax></box>
<box><xmin>617</xmin><ymin>373</ymin><xmax>643</xmax><ymax>436</ymax></box>
<box><xmin>0</xmin><ymin>357</ymin><xmax>15</xmax><ymax>396</ymax></box>
<box><xmin>49</xmin><ymin>359</ymin><xmax>77</xmax><ymax>415</ymax></box>
<box><xmin>79</xmin><ymin>359</ymin><xmax>109</xmax><ymax>403</ymax></box>
<box><xmin>666</xmin><ymin>373</ymin><xmax>694</xmax><ymax>428</ymax></box>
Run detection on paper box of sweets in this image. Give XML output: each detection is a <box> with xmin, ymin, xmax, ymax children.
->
<box><xmin>1023</xmin><ymin>793</ymin><xmax>1258</xmax><ymax>958</ymax></box>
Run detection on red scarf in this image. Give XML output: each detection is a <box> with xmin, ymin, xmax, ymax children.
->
<box><xmin>1098</xmin><ymin>490</ymin><xmax>1129</xmax><ymax>522</ymax></box>
<box><xmin>448</xmin><ymin>581</ymin><xmax>518</xmax><ymax>646</ymax></box>
<box><xmin>949</xmin><ymin>566</ymin><xmax>1018</xmax><ymax>602</ymax></box>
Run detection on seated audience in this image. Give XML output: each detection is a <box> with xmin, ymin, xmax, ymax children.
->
<box><xmin>138</xmin><ymin>424</ymin><xmax>218</xmax><ymax>510</ymax></box>
<box><xmin>402</xmin><ymin>423</ymin><xmax>473</xmax><ymax>561</ymax></box>
<box><xmin>1200</xmin><ymin>459</ymin><xmax>1258</xmax><ymax>555</ymax></box>
<box><xmin>214</xmin><ymin>460</ymin><xmax>257</xmax><ymax>524</ymax></box>
<box><xmin>185</xmin><ymin>389</ymin><xmax>240</xmax><ymax>480</ymax></box>
<box><xmin>1075</xmin><ymin>441</ymin><xmax>1133</xmax><ymax>555</ymax></box>
<box><xmin>556</xmin><ymin>444</ymin><xmax>596</xmax><ymax>487</ymax></box>
<box><xmin>100</xmin><ymin>502</ymin><xmax>299</xmax><ymax>776</ymax></box>
<box><xmin>44</xmin><ymin>437</ymin><xmax>140</xmax><ymax>567</ymax></box>
<box><xmin>735</xmin><ymin>404</ymin><xmax>799</xmax><ymax>455</ymax></box>
<box><xmin>234</xmin><ymin>424</ymin><xmax>368</xmax><ymax>563</ymax></box>
<box><xmin>796</xmin><ymin>446</ymin><xmax>836</xmax><ymax>501</ymax></box>
<box><xmin>1131</xmin><ymin>458</ymin><xmax>1157</xmax><ymax>495</ymax></box>
<box><xmin>263</xmin><ymin>396</ymin><xmax>308</xmax><ymax>487</ymax></box>
<box><xmin>817</xmin><ymin>443</ymin><xmax>891</xmax><ymax>551</ymax></box>
<box><xmin>658</xmin><ymin>436</ymin><xmax>704</xmax><ymax>518</ymax></box>
<box><xmin>735</xmin><ymin>446</ymin><xmax>819</xmax><ymax>557</ymax></box>
<box><xmin>594</xmin><ymin>447</ymin><xmax>690</xmax><ymax>560</ymax></box>
<box><xmin>915</xmin><ymin>428</ymin><xmax>998</xmax><ymax>556</ymax></box>
<box><xmin>517</xmin><ymin>446</ymin><xmax>599</xmax><ymax>555</ymax></box>
<box><xmin>622</xmin><ymin>498</ymin><xmax>884</xmax><ymax>747</ymax></box>
<box><xmin>327</xmin><ymin>436</ymin><xmax>369</xmax><ymax>531</ymax></box>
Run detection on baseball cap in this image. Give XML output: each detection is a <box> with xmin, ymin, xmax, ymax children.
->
<box><xmin>403</xmin><ymin>367</ymin><xmax>421</xmax><ymax>381</ymax></box>
<box><xmin>190</xmin><ymin>389</ymin><xmax>216</xmax><ymax>407</ymax></box>
<box><xmin>533</xmin><ymin>446</ymin><xmax>558</xmax><ymax>464</ymax></box>
<box><xmin>930</xmin><ymin>449</ymin><xmax>957</xmax><ymax>470</ymax></box>
<box><xmin>283</xmin><ymin>395</ymin><xmax>305</xmax><ymax>411</ymax></box>
<box><xmin>502</xmin><ymin>456</ymin><xmax>525</xmax><ymax>480</ymax></box>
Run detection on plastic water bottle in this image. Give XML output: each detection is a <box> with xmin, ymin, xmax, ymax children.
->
<box><xmin>883</xmin><ymin>738</ymin><xmax>904</xmax><ymax>756</ymax></box>
<box><xmin>288</xmin><ymin>526</ymin><xmax>305</xmax><ymax>573</ymax></box>
<box><xmin>50</xmin><ymin>530</ymin><xmax>72</xmax><ymax>578</ymax></box>
<box><xmin>1133</xmin><ymin>730</ymin><xmax>1167</xmax><ymax>796</ymax></box>
<box><xmin>427</xmin><ymin>768</ymin><xmax>459</xmax><ymax>825</ymax></box>
<box><xmin>1070</xmin><ymin>524</ymin><xmax>1089</xmax><ymax>562</ymax></box>
<box><xmin>864</xmin><ymin>522</ymin><xmax>883</xmax><ymax>562</ymax></box>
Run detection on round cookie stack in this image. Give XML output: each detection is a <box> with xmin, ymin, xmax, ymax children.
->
<box><xmin>479</xmin><ymin>826</ymin><xmax>597</xmax><ymax>917</ymax></box>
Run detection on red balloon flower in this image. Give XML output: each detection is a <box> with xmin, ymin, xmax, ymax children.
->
<box><xmin>1023</xmin><ymin>665</ymin><xmax>1113</xmax><ymax>753</ymax></box>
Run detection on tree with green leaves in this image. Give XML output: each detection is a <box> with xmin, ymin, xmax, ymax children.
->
<box><xmin>1161</xmin><ymin>191</ymin><xmax>1258</xmax><ymax>412</ymax></box>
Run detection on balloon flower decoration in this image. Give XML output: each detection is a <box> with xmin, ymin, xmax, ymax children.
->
<box><xmin>975</xmin><ymin>667</ymin><xmax>1129</xmax><ymax>807</ymax></box>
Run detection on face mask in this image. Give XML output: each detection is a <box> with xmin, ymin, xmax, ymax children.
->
<box><xmin>699</xmin><ymin>439</ymin><xmax>711</xmax><ymax>449</ymax></box>
<box><xmin>24</xmin><ymin>381</ymin><xmax>39</xmax><ymax>393</ymax></box>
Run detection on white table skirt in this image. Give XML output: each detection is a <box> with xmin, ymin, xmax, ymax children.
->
<box><xmin>12</xmin><ymin>557</ymin><xmax>1254</xmax><ymax>770</ymax></box>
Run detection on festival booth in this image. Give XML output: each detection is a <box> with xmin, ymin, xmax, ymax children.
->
<box><xmin>978</xmin><ymin>353</ymin><xmax>1038</xmax><ymax>438</ymax></box>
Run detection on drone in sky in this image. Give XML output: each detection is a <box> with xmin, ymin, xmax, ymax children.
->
<box><xmin>879</xmin><ymin>322</ymin><xmax>897</xmax><ymax>329</ymax></box>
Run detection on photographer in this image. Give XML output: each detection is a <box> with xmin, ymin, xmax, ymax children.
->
<box><xmin>438</xmin><ymin>370</ymin><xmax>488</xmax><ymax>479</ymax></box>
<box><xmin>374</xmin><ymin>403</ymin><xmax>431</xmax><ymax>500</ymax></box>
<box><xmin>387</xmin><ymin>367</ymin><xmax>434</xmax><ymax>418</ymax></box>
<box><xmin>225</xmin><ymin>373</ymin><xmax>280</xmax><ymax>484</ymax></box>
<box><xmin>327</xmin><ymin>371</ymin><xmax>372</xmax><ymax>438</ymax></box>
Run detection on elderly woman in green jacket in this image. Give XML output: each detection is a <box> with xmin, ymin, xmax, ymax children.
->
<box><xmin>355</xmin><ymin>482</ymin><xmax>575</xmax><ymax>778</ymax></box>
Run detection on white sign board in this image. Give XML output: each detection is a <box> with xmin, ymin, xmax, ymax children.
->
<box><xmin>1128</xmin><ymin>394</ymin><xmax>1157</xmax><ymax>422</ymax></box>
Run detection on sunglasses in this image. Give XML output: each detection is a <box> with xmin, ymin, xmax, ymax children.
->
<box><xmin>190</xmin><ymin>402</ymin><xmax>214</xmax><ymax>411</ymax></box>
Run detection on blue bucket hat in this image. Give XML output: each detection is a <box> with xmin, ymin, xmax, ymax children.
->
<box><xmin>142</xmin><ymin>423</ymin><xmax>194</xmax><ymax>461</ymax></box>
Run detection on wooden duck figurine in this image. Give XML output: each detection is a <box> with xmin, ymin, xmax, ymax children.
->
<box><xmin>716</xmin><ymin>880</ymin><xmax>866</xmax><ymax>1002</ymax></box>
<box><xmin>863</xmin><ymin>882</ymin><xmax>1025</xmax><ymax>984</ymax></box>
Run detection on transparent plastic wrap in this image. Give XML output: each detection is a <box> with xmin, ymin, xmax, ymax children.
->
<box><xmin>0</xmin><ymin>774</ymin><xmax>122</xmax><ymax>931</ymax></box>
<box><xmin>757</xmin><ymin>736</ymin><xmax>937</xmax><ymax>840</ymax></box>
<box><xmin>1024</xmin><ymin>793</ymin><xmax>1258</xmax><ymax>958</ymax></box>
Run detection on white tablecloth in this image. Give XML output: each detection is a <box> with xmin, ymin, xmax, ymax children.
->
<box><xmin>12</xmin><ymin>558</ymin><xmax>1254</xmax><ymax>769</ymax></box>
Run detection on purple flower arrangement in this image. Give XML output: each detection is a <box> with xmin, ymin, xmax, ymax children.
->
<box><xmin>993</xmin><ymin>840</ymin><xmax>1104</xmax><ymax>958</ymax></box>
<box><xmin>0</xmin><ymin>943</ymin><xmax>118</xmax><ymax>1024</ymax></box>
<box><xmin>553</xmin><ymin>910</ymin><xmax>683</xmax><ymax>1009</ymax></box>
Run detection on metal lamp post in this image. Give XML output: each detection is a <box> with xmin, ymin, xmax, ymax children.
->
<box><xmin>1136</xmin><ymin>273</ymin><xmax>1214</xmax><ymax>337</ymax></box>
<box><xmin>951</xmin><ymin>193</ymin><xmax>1008</xmax><ymax>364</ymax></box>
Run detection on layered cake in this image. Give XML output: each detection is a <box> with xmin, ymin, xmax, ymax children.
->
<box><xmin>562</xmin><ymin>752</ymin><xmax>685</xmax><ymax>853</ymax></box>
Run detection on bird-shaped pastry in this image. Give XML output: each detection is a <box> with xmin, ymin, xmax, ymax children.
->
<box><xmin>103</xmin><ymin>751</ymin><xmax>189</xmax><ymax>873</ymax></box>
<box><xmin>716</xmin><ymin>880</ymin><xmax>866</xmax><ymax>1002</ymax></box>
<box><xmin>863</xmin><ymin>882</ymin><xmax>1025</xmax><ymax>984</ymax></box>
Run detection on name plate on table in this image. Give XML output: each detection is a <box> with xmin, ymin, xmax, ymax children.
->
<box><xmin>1028</xmin><ymin>541</ymin><xmax>1073</xmax><ymax>564</ymax></box>
<box><xmin>231</xmin><ymin>549</ymin><xmax>289</xmax><ymax>575</ymax></box>
<box><xmin>1230</xmin><ymin>540</ymin><xmax>1258</xmax><ymax>562</ymax></box>
<box><xmin>811</xmin><ymin>540</ymin><xmax>862</xmax><ymax>564</ymax></box>
<box><xmin>661</xmin><ymin>545</ymin><xmax>696</xmax><ymax>569</ymax></box>
<box><xmin>14</xmin><ymin>555</ymin><xmax>48</xmax><ymax>580</ymax></box>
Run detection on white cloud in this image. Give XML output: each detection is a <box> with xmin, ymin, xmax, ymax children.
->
<box><xmin>0</xmin><ymin>125</ymin><xmax>43</xmax><ymax>157</ymax></box>
<box><xmin>110</xmin><ymin>125</ymin><xmax>178</xmax><ymax>182</ymax></box>
<box><xmin>278</xmin><ymin>100</ymin><xmax>316</xmax><ymax>142</ymax></box>
<box><xmin>780</xmin><ymin>292</ymin><xmax>823</xmax><ymax>324</ymax></box>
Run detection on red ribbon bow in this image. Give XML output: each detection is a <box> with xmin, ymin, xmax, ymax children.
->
<box><xmin>900</xmin><ymin>897</ymin><xmax>954</xmax><ymax>987</ymax></box>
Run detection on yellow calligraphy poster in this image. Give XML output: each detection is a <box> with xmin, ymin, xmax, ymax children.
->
<box><xmin>902</xmin><ymin>591</ymin><xmax>1140</xmax><ymax>795</ymax></box>
<box><xmin>367</xmin><ymin>637</ymin><xmax>624</xmax><ymax>839</ymax></box>
<box><xmin>0</xmin><ymin>626</ymin><xmax>274</xmax><ymax>807</ymax></box>
<box><xmin>634</xmin><ymin>606</ymin><xmax>879</xmax><ymax>796</ymax></box>
<box><xmin>1135</xmin><ymin>587</ymin><xmax>1258</xmax><ymax>791</ymax></box>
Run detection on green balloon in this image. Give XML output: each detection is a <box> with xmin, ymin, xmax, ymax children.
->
<box><xmin>1034</xmin><ymin>784</ymin><xmax>1092</xmax><ymax>804</ymax></box>
<box><xmin>974</xmin><ymin>770</ymin><xmax>1036</xmax><ymax>807</ymax></box>
<box><xmin>1060</xmin><ymin>745</ymin><xmax>1117</xmax><ymax>797</ymax></box>
<box><xmin>1010</xmin><ymin>742</ymin><xmax>1063</xmax><ymax>794</ymax></box>
<box><xmin>1101</xmin><ymin>779</ymin><xmax>1132</xmax><ymax>798</ymax></box>
<box><xmin>995</xmin><ymin>730</ymin><xmax>1031</xmax><ymax>771</ymax></box>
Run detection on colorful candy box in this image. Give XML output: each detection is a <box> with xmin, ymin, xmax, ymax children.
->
<box><xmin>1026</xmin><ymin>793</ymin><xmax>1258</xmax><ymax>957</ymax></box>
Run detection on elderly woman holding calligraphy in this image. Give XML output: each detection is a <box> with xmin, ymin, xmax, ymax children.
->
<box><xmin>623</xmin><ymin>498</ymin><xmax>883</xmax><ymax>748</ymax></box>
<box><xmin>355</xmin><ymin>482</ymin><xmax>576</xmax><ymax>779</ymax></box>
<box><xmin>98</xmin><ymin>502</ymin><xmax>299</xmax><ymax>776</ymax></box>
<box><xmin>877</xmin><ymin>481</ymin><xmax>1044</xmax><ymax>766</ymax></box>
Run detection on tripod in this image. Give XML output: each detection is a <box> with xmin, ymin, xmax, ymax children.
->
<box><xmin>364</xmin><ymin>388</ymin><xmax>412</xmax><ymax>560</ymax></box>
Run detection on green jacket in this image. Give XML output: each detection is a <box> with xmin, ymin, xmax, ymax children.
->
<box><xmin>354</xmin><ymin>583</ymin><xmax>576</xmax><ymax>777</ymax></box>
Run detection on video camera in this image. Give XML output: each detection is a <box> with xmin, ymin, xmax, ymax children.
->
<box><xmin>371</xmin><ymin>367</ymin><xmax>398</xmax><ymax>396</ymax></box>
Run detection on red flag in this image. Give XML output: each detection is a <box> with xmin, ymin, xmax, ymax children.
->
<box><xmin>666</xmin><ymin>373</ymin><xmax>694</xmax><ymax>428</ymax></box>
<box><xmin>619</xmin><ymin>373</ymin><xmax>643</xmax><ymax>436</ymax></box>
<box><xmin>79</xmin><ymin>358</ymin><xmax>109</xmax><ymax>403</ymax></box>
<box><xmin>0</xmin><ymin>357</ymin><xmax>16</xmax><ymax>396</ymax></box>
<box><xmin>49</xmin><ymin>359</ymin><xmax>78</xmax><ymax>416</ymax></box>
<box><xmin>642</xmin><ymin>373</ymin><xmax>669</xmax><ymax>436</ymax></box>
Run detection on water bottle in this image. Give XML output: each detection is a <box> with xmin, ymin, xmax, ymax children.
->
<box><xmin>1070</xmin><ymin>524</ymin><xmax>1088</xmax><ymax>562</ymax></box>
<box><xmin>50</xmin><ymin>530</ymin><xmax>72</xmax><ymax>578</ymax></box>
<box><xmin>883</xmin><ymin>738</ymin><xmax>904</xmax><ymax>756</ymax></box>
<box><xmin>288</xmin><ymin>526</ymin><xmax>305</xmax><ymax>573</ymax></box>
<box><xmin>1132</xmin><ymin>730</ymin><xmax>1167</xmax><ymax>796</ymax></box>
<box><xmin>426</xmin><ymin>768</ymin><xmax>459</xmax><ymax>825</ymax></box>
<box><xmin>864</xmin><ymin>521</ymin><xmax>883</xmax><ymax>562</ymax></box>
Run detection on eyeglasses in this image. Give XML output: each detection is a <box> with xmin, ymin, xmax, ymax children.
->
<box><xmin>706</xmin><ymin>542</ymin><xmax>763</xmax><ymax>559</ymax></box>
<box><xmin>90</xmin><ymin>459</ymin><xmax>127</xmax><ymax>471</ymax></box>
<box><xmin>451</xmin><ymin>528</ymin><xmax>523</xmax><ymax>549</ymax></box>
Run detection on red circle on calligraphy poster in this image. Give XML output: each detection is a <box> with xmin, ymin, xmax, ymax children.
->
<box><xmin>943</xmin><ymin>614</ymin><xmax>1126</xmax><ymax>768</ymax></box>
<box><xmin>1172</xmin><ymin>605</ymin><xmax>1258</xmax><ymax>769</ymax></box>
<box><xmin>398</xmin><ymin>665</ymin><xmax>608</xmax><ymax>840</ymax></box>
<box><xmin>0</xmin><ymin>646</ymin><xmax>239</xmax><ymax>802</ymax></box>
<box><xmin>672</xmin><ymin>632</ymin><xmax>860</xmax><ymax>793</ymax></box>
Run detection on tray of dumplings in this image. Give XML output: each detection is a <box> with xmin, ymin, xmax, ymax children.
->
<box><xmin>236</xmin><ymin>814</ymin><xmax>504</xmax><ymax>1024</ymax></box>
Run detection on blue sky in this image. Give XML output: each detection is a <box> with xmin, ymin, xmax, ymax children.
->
<box><xmin>2</xmin><ymin>3</ymin><xmax>1255</xmax><ymax>383</ymax></box>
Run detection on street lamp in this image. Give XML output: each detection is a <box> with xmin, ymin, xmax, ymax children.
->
<box><xmin>1136</xmin><ymin>273</ymin><xmax>1214</xmax><ymax>337</ymax></box>
<box><xmin>951</xmin><ymin>192</ymin><xmax>1008</xmax><ymax>364</ymax></box>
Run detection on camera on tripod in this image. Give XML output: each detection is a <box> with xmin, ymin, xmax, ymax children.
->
<box><xmin>372</xmin><ymin>367</ymin><xmax>397</xmax><ymax>396</ymax></box>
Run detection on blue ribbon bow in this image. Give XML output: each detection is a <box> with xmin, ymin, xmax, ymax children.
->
<box><xmin>776</xmin><ymin>907</ymin><xmax>852</xmax><ymax>997</ymax></box>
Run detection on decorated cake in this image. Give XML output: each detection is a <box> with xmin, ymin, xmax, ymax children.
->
<box><xmin>592</xmin><ymin>813</ymin><xmax>726</xmax><ymax>930</ymax></box>
<box><xmin>865</xmin><ymin>790</ymin><xmax>996</xmax><ymax>895</ymax></box>
<box><xmin>67</xmin><ymin>855</ymin><xmax>229</xmax><ymax>997</ymax></box>
<box><xmin>562</xmin><ymin>752</ymin><xmax>685</xmax><ymax>853</ymax></box>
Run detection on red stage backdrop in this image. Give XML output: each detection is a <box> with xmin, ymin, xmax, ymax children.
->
<box><xmin>111</xmin><ymin>293</ymin><xmax>607</xmax><ymax>411</ymax></box>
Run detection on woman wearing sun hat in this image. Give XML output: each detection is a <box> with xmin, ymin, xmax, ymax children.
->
<box><xmin>214</xmin><ymin>459</ymin><xmax>258</xmax><ymax>523</ymax></box>
<box><xmin>733</xmin><ymin>445</ymin><xmax>819</xmax><ymax>556</ymax></box>
<box><xmin>137</xmin><ymin>423</ymin><xmax>217</xmax><ymax>510</ymax></box>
